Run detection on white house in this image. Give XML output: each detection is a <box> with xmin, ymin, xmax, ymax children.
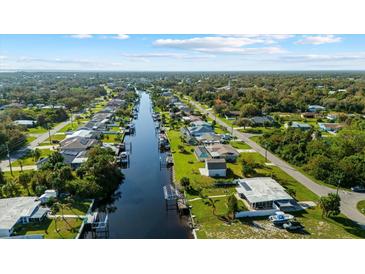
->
<box><xmin>235</xmin><ymin>177</ymin><xmax>296</xmax><ymax>210</ymax></box>
<box><xmin>0</xmin><ymin>197</ymin><xmax>48</xmax><ymax>237</ymax></box>
<box><xmin>199</xmin><ymin>158</ymin><xmax>227</xmax><ymax>177</ymax></box>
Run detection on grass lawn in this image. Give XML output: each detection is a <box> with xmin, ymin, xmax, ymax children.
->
<box><xmin>58</xmin><ymin>122</ymin><xmax>79</xmax><ymax>133</ymax></box>
<box><xmin>27</xmin><ymin>126</ymin><xmax>47</xmax><ymax>134</ymax></box>
<box><xmin>56</xmin><ymin>199</ymin><xmax>92</xmax><ymax>216</ymax></box>
<box><xmin>230</xmin><ymin>140</ymin><xmax>251</xmax><ymax>149</ymax></box>
<box><xmin>191</xmin><ymin>153</ymin><xmax>365</xmax><ymax>239</ymax></box>
<box><xmin>357</xmin><ymin>200</ymin><xmax>365</xmax><ymax>216</ymax></box>
<box><xmin>13</xmin><ymin>217</ymin><xmax>83</xmax><ymax>239</ymax></box>
<box><xmin>12</xmin><ymin>149</ymin><xmax>52</xmax><ymax>167</ymax></box>
<box><xmin>26</xmin><ymin>136</ymin><xmax>37</xmax><ymax>144</ymax></box>
<box><xmin>102</xmin><ymin>133</ymin><xmax>122</xmax><ymax>143</ymax></box>
<box><xmin>40</xmin><ymin>133</ymin><xmax>66</xmax><ymax>145</ymax></box>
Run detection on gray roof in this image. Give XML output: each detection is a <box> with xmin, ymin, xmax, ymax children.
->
<box><xmin>235</xmin><ymin>177</ymin><xmax>294</xmax><ymax>204</ymax></box>
<box><xmin>0</xmin><ymin>197</ymin><xmax>40</xmax><ymax>231</ymax></box>
<box><xmin>250</xmin><ymin>116</ymin><xmax>274</xmax><ymax>125</ymax></box>
<box><xmin>206</xmin><ymin>158</ymin><xmax>226</xmax><ymax>170</ymax></box>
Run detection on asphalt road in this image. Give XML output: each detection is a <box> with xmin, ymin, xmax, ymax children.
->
<box><xmin>189</xmin><ymin>98</ymin><xmax>365</xmax><ymax>227</ymax></box>
<box><xmin>0</xmin><ymin>119</ymin><xmax>72</xmax><ymax>170</ymax></box>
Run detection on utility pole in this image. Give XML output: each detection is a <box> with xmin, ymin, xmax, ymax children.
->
<box><xmin>5</xmin><ymin>142</ymin><xmax>13</xmax><ymax>176</ymax></box>
<box><xmin>265</xmin><ymin>145</ymin><xmax>268</xmax><ymax>162</ymax></box>
<box><xmin>336</xmin><ymin>179</ymin><xmax>341</xmax><ymax>196</ymax></box>
<box><xmin>47</xmin><ymin>124</ymin><xmax>52</xmax><ymax>145</ymax></box>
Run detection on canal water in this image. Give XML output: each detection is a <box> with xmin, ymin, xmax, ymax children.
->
<box><xmin>107</xmin><ymin>92</ymin><xmax>192</xmax><ymax>239</ymax></box>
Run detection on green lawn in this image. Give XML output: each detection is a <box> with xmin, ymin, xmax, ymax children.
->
<box><xmin>40</xmin><ymin>133</ymin><xmax>66</xmax><ymax>145</ymax></box>
<box><xmin>58</xmin><ymin>123</ymin><xmax>79</xmax><ymax>133</ymax></box>
<box><xmin>55</xmin><ymin>199</ymin><xmax>92</xmax><ymax>216</ymax></box>
<box><xmin>230</xmin><ymin>140</ymin><xmax>251</xmax><ymax>149</ymax></box>
<box><xmin>27</xmin><ymin>126</ymin><xmax>47</xmax><ymax>134</ymax></box>
<box><xmin>12</xmin><ymin>149</ymin><xmax>52</xmax><ymax>167</ymax></box>
<box><xmin>102</xmin><ymin>133</ymin><xmax>122</xmax><ymax>143</ymax></box>
<box><xmin>357</xmin><ymin>200</ymin><xmax>365</xmax><ymax>216</ymax></box>
<box><xmin>191</xmin><ymin>151</ymin><xmax>365</xmax><ymax>239</ymax></box>
<box><xmin>26</xmin><ymin>136</ymin><xmax>37</xmax><ymax>144</ymax></box>
<box><xmin>13</xmin><ymin>217</ymin><xmax>83</xmax><ymax>239</ymax></box>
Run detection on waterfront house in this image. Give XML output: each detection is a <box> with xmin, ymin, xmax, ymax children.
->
<box><xmin>60</xmin><ymin>136</ymin><xmax>99</xmax><ymax>153</ymax></box>
<box><xmin>235</xmin><ymin>177</ymin><xmax>296</xmax><ymax>210</ymax></box>
<box><xmin>186</xmin><ymin>124</ymin><xmax>214</xmax><ymax>137</ymax></box>
<box><xmin>0</xmin><ymin>197</ymin><xmax>48</xmax><ymax>238</ymax></box>
<box><xmin>200</xmin><ymin>158</ymin><xmax>227</xmax><ymax>177</ymax></box>
<box><xmin>195</xmin><ymin>132</ymin><xmax>222</xmax><ymax>145</ymax></box>
<box><xmin>205</xmin><ymin>143</ymin><xmax>239</xmax><ymax>162</ymax></box>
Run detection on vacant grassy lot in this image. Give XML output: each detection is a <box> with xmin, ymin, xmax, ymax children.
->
<box><xmin>27</xmin><ymin>126</ymin><xmax>47</xmax><ymax>134</ymax></box>
<box><xmin>102</xmin><ymin>133</ymin><xmax>122</xmax><ymax>143</ymax></box>
<box><xmin>40</xmin><ymin>133</ymin><xmax>66</xmax><ymax>145</ymax></box>
<box><xmin>13</xmin><ymin>217</ymin><xmax>83</xmax><ymax>239</ymax></box>
<box><xmin>26</xmin><ymin>135</ymin><xmax>37</xmax><ymax>144</ymax></box>
<box><xmin>230</xmin><ymin>140</ymin><xmax>251</xmax><ymax>149</ymax></box>
<box><xmin>58</xmin><ymin>122</ymin><xmax>79</xmax><ymax>133</ymax></box>
<box><xmin>55</xmin><ymin>199</ymin><xmax>92</xmax><ymax>216</ymax></box>
<box><xmin>12</xmin><ymin>149</ymin><xmax>52</xmax><ymax>167</ymax></box>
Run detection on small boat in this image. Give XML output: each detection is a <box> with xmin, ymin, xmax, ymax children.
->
<box><xmin>118</xmin><ymin>152</ymin><xmax>129</xmax><ymax>164</ymax></box>
<box><xmin>268</xmin><ymin>211</ymin><xmax>294</xmax><ymax>225</ymax></box>
<box><xmin>166</xmin><ymin>156</ymin><xmax>173</xmax><ymax>165</ymax></box>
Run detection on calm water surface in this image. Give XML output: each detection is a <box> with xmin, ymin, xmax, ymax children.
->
<box><xmin>107</xmin><ymin>92</ymin><xmax>191</xmax><ymax>239</ymax></box>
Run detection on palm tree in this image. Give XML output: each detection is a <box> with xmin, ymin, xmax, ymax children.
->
<box><xmin>50</xmin><ymin>202</ymin><xmax>61</xmax><ymax>233</ymax></box>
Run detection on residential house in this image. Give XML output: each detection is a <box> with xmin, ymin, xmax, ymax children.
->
<box><xmin>205</xmin><ymin>143</ymin><xmax>239</xmax><ymax>162</ymax></box>
<box><xmin>318</xmin><ymin>123</ymin><xmax>343</xmax><ymax>132</ymax></box>
<box><xmin>308</xmin><ymin>105</ymin><xmax>325</xmax><ymax>112</ymax></box>
<box><xmin>286</xmin><ymin>122</ymin><xmax>311</xmax><ymax>131</ymax></box>
<box><xmin>235</xmin><ymin>177</ymin><xmax>296</xmax><ymax>210</ymax></box>
<box><xmin>249</xmin><ymin>116</ymin><xmax>275</xmax><ymax>127</ymax></box>
<box><xmin>0</xmin><ymin>197</ymin><xmax>49</xmax><ymax>238</ymax></box>
<box><xmin>200</xmin><ymin>158</ymin><xmax>227</xmax><ymax>177</ymax></box>
<box><xmin>13</xmin><ymin>120</ymin><xmax>37</xmax><ymax>128</ymax></box>
<box><xmin>195</xmin><ymin>132</ymin><xmax>222</xmax><ymax>145</ymax></box>
<box><xmin>60</xmin><ymin>136</ymin><xmax>99</xmax><ymax>153</ymax></box>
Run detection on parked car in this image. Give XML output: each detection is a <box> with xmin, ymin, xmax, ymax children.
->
<box><xmin>351</xmin><ymin>186</ymin><xmax>365</xmax><ymax>193</ymax></box>
<box><xmin>283</xmin><ymin>221</ymin><xmax>304</xmax><ymax>231</ymax></box>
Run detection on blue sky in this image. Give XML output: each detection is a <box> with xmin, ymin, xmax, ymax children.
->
<box><xmin>1</xmin><ymin>34</ymin><xmax>365</xmax><ymax>71</ymax></box>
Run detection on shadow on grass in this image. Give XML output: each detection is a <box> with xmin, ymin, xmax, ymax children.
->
<box><xmin>329</xmin><ymin>216</ymin><xmax>365</xmax><ymax>238</ymax></box>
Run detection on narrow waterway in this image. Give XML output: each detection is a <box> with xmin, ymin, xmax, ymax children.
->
<box><xmin>107</xmin><ymin>92</ymin><xmax>192</xmax><ymax>239</ymax></box>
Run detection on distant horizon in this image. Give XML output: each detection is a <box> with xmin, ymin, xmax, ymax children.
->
<box><xmin>2</xmin><ymin>34</ymin><xmax>365</xmax><ymax>71</ymax></box>
<box><xmin>2</xmin><ymin>69</ymin><xmax>365</xmax><ymax>73</ymax></box>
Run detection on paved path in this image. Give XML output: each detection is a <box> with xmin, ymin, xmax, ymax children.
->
<box><xmin>2</xmin><ymin>165</ymin><xmax>37</xmax><ymax>172</ymax></box>
<box><xmin>0</xmin><ymin>118</ymin><xmax>72</xmax><ymax>170</ymax></box>
<box><xmin>188</xmin><ymin>194</ymin><xmax>229</xmax><ymax>202</ymax></box>
<box><xmin>189</xmin><ymin>98</ymin><xmax>365</xmax><ymax>227</ymax></box>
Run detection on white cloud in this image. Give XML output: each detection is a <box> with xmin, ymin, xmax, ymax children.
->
<box><xmin>113</xmin><ymin>34</ymin><xmax>129</xmax><ymax>40</ymax></box>
<box><xmin>295</xmin><ymin>35</ymin><xmax>342</xmax><ymax>45</ymax></box>
<box><xmin>153</xmin><ymin>35</ymin><xmax>287</xmax><ymax>55</ymax></box>
<box><xmin>0</xmin><ymin>55</ymin><xmax>7</xmax><ymax>60</ymax></box>
<box><xmin>69</xmin><ymin>34</ymin><xmax>93</xmax><ymax>39</ymax></box>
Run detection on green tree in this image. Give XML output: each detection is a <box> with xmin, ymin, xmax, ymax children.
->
<box><xmin>227</xmin><ymin>194</ymin><xmax>238</xmax><ymax>219</ymax></box>
<box><xmin>319</xmin><ymin>193</ymin><xmax>341</xmax><ymax>217</ymax></box>
<box><xmin>180</xmin><ymin>177</ymin><xmax>190</xmax><ymax>189</ymax></box>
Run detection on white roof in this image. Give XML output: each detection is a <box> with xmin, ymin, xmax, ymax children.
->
<box><xmin>0</xmin><ymin>197</ymin><xmax>40</xmax><ymax>231</ymax></box>
<box><xmin>235</xmin><ymin>177</ymin><xmax>293</xmax><ymax>204</ymax></box>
